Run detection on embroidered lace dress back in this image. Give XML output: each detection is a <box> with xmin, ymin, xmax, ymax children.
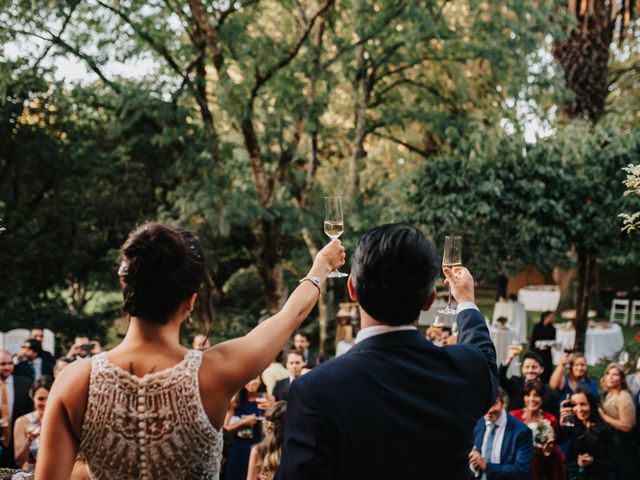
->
<box><xmin>80</xmin><ymin>350</ymin><xmax>222</xmax><ymax>480</ymax></box>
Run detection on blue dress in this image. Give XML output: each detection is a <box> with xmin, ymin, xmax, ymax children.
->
<box><xmin>225</xmin><ymin>400</ymin><xmax>264</xmax><ymax>480</ymax></box>
<box><xmin>557</xmin><ymin>375</ymin><xmax>599</xmax><ymax>406</ymax></box>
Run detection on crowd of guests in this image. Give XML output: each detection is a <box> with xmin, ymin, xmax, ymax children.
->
<box><xmin>481</xmin><ymin>311</ymin><xmax>640</xmax><ymax>480</ymax></box>
<box><xmin>211</xmin><ymin>319</ymin><xmax>640</xmax><ymax>479</ymax></box>
<box><xmin>2</xmin><ymin>321</ymin><xmax>640</xmax><ymax>479</ymax></box>
<box><xmin>0</xmin><ymin>328</ymin><xmax>101</xmax><ymax>473</ymax></box>
<box><xmin>3</xmin><ymin>321</ymin><xmax>640</xmax><ymax>480</ymax></box>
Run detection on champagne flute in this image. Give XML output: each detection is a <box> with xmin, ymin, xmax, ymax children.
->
<box><xmin>438</xmin><ymin>235</ymin><xmax>462</xmax><ymax>315</ymax></box>
<box><xmin>324</xmin><ymin>196</ymin><xmax>348</xmax><ymax>278</ymax></box>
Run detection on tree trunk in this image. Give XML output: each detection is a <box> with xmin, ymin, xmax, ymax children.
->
<box><xmin>572</xmin><ymin>248</ymin><xmax>596</xmax><ymax>353</ymax></box>
<box><xmin>253</xmin><ymin>220</ymin><xmax>287</xmax><ymax>315</ymax></box>
<box><xmin>345</xmin><ymin>37</ymin><xmax>370</xmax><ymax>212</ymax></box>
<box><xmin>553</xmin><ymin>4</ymin><xmax>614</xmax><ymax>123</ymax></box>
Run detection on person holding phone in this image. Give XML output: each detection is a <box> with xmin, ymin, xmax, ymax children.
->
<box><xmin>558</xmin><ymin>387</ymin><xmax>615</xmax><ymax>479</ymax></box>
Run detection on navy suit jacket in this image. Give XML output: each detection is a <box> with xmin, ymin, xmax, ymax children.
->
<box><xmin>281</xmin><ymin>308</ymin><xmax>498</xmax><ymax>480</ymax></box>
<box><xmin>273</xmin><ymin>377</ymin><xmax>291</xmax><ymax>402</ymax></box>
<box><xmin>472</xmin><ymin>414</ymin><xmax>533</xmax><ymax>479</ymax></box>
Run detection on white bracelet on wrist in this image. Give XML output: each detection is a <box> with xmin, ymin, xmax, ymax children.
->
<box><xmin>299</xmin><ymin>276</ymin><xmax>322</xmax><ymax>295</ymax></box>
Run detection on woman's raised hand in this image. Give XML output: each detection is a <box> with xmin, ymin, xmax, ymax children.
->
<box><xmin>313</xmin><ymin>239</ymin><xmax>346</xmax><ymax>276</ymax></box>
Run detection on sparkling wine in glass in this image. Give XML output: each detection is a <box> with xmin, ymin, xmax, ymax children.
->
<box><xmin>438</xmin><ymin>235</ymin><xmax>462</xmax><ymax>315</ymax></box>
<box><xmin>324</xmin><ymin>196</ymin><xmax>348</xmax><ymax>278</ymax></box>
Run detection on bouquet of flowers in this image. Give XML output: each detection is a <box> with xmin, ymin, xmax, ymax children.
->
<box><xmin>531</xmin><ymin>418</ymin><xmax>555</xmax><ymax>450</ymax></box>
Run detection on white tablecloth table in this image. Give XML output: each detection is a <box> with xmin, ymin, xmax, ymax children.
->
<box><xmin>552</xmin><ymin>324</ymin><xmax>624</xmax><ymax>365</ymax></box>
<box><xmin>490</xmin><ymin>326</ymin><xmax>520</xmax><ymax>377</ymax></box>
<box><xmin>517</xmin><ymin>285</ymin><xmax>561</xmax><ymax>312</ymax></box>
<box><xmin>492</xmin><ymin>300</ymin><xmax>527</xmax><ymax>342</ymax></box>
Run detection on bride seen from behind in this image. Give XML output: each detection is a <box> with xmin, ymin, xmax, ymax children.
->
<box><xmin>35</xmin><ymin>222</ymin><xmax>345</xmax><ymax>480</ymax></box>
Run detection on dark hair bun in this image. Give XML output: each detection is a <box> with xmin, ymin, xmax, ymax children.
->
<box><xmin>119</xmin><ymin>222</ymin><xmax>205</xmax><ymax>324</ymax></box>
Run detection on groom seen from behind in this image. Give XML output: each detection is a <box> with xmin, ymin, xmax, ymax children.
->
<box><xmin>281</xmin><ymin>223</ymin><xmax>498</xmax><ymax>480</ymax></box>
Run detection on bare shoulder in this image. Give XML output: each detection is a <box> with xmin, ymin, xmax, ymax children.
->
<box><xmin>50</xmin><ymin>358</ymin><xmax>92</xmax><ymax>432</ymax></box>
<box><xmin>52</xmin><ymin>358</ymin><xmax>92</xmax><ymax>398</ymax></box>
<box><xmin>14</xmin><ymin>413</ymin><xmax>28</xmax><ymax>430</ymax></box>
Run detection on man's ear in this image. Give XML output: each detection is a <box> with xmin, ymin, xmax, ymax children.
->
<box><xmin>421</xmin><ymin>287</ymin><xmax>436</xmax><ymax>311</ymax></box>
<box><xmin>347</xmin><ymin>275</ymin><xmax>358</xmax><ymax>302</ymax></box>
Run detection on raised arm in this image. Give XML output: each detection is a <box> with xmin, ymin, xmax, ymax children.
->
<box><xmin>549</xmin><ymin>354</ymin><xmax>568</xmax><ymax>391</ymax></box>
<box><xmin>209</xmin><ymin>240</ymin><xmax>345</xmax><ymax>395</ymax></box>
<box><xmin>444</xmin><ymin>266</ymin><xmax>498</xmax><ymax>401</ymax></box>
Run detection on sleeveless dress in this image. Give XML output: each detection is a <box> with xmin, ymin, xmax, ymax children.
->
<box><xmin>79</xmin><ymin>350</ymin><xmax>223</xmax><ymax>480</ymax></box>
<box><xmin>21</xmin><ymin>412</ymin><xmax>40</xmax><ymax>472</ymax></box>
<box><xmin>225</xmin><ymin>399</ymin><xmax>264</xmax><ymax>480</ymax></box>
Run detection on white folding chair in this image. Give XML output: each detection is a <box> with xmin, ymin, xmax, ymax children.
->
<box><xmin>610</xmin><ymin>299</ymin><xmax>630</xmax><ymax>325</ymax></box>
<box><xmin>631</xmin><ymin>300</ymin><xmax>640</xmax><ymax>327</ymax></box>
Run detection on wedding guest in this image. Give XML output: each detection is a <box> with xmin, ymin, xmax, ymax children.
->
<box><xmin>509</xmin><ymin>379</ymin><xmax>565</xmax><ymax>480</ymax></box>
<box><xmin>224</xmin><ymin>376</ymin><xmax>271</xmax><ymax>480</ymax></box>
<box><xmin>529</xmin><ymin>311</ymin><xmax>555</xmax><ymax>383</ymax></box>
<box><xmin>13</xmin><ymin>377</ymin><xmax>52</xmax><ymax>473</ymax></box>
<box><xmin>261</xmin><ymin>351</ymin><xmax>288</xmax><ymax>395</ymax></box>
<box><xmin>597</xmin><ymin>363</ymin><xmax>635</xmax><ymax>479</ymax></box>
<box><xmin>65</xmin><ymin>335</ymin><xmax>93</xmax><ymax>360</ymax></box>
<box><xmin>558</xmin><ymin>387</ymin><xmax>615</xmax><ymax>479</ymax></box>
<box><xmin>550</xmin><ymin>352</ymin><xmax>599</xmax><ymax>404</ymax></box>
<box><xmin>273</xmin><ymin>351</ymin><xmax>304</xmax><ymax>401</ymax></box>
<box><xmin>293</xmin><ymin>331</ymin><xmax>315</xmax><ymax>366</ymax></box>
<box><xmin>247</xmin><ymin>401</ymin><xmax>286</xmax><ymax>480</ymax></box>
<box><xmin>282</xmin><ymin>224</ymin><xmax>498</xmax><ymax>479</ymax></box>
<box><xmin>500</xmin><ymin>350</ymin><xmax>559</xmax><ymax>418</ymax></box>
<box><xmin>14</xmin><ymin>340</ymin><xmax>53</xmax><ymax>382</ymax></box>
<box><xmin>192</xmin><ymin>333</ymin><xmax>211</xmax><ymax>351</ymax></box>
<box><xmin>35</xmin><ymin>222</ymin><xmax>344</xmax><ymax>479</ymax></box>
<box><xmin>470</xmin><ymin>388</ymin><xmax>533</xmax><ymax>479</ymax></box>
<box><xmin>29</xmin><ymin>328</ymin><xmax>55</xmax><ymax>375</ymax></box>
<box><xmin>52</xmin><ymin>357</ymin><xmax>73</xmax><ymax>379</ymax></box>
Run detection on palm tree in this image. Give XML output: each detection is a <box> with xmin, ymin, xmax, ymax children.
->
<box><xmin>554</xmin><ymin>0</ymin><xmax>636</xmax><ymax>123</ymax></box>
<box><xmin>553</xmin><ymin>0</ymin><xmax>637</xmax><ymax>351</ymax></box>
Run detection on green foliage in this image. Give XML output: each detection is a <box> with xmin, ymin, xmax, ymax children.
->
<box><xmin>620</xmin><ymin>163</ymin><xmax>640</xmax><ymax>233</ymax></box>
<box><xmin>411</xmin><ymin>120</ymin><xmax>640</xmax><ymax>282</ymax></box>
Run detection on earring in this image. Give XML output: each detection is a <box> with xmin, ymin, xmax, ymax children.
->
<box><xmin>186</xmin><ymin>314</ymin><xmax>193</xmax><ymax>325</ymax></box>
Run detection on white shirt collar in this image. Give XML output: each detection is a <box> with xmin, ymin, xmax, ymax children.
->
<box><xmin>355</xmin><ymin>324</ymin><xmax>417</xmax><ymax>344</ymax></box>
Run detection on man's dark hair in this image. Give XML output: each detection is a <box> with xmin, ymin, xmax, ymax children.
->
<box><xmin>286</xmin><ymin>350</ymin><xmax>304</xmax><ymax>362</ymax></box>
<box><xmin>350</xmin><ymin>224</ymin><xmax>439</xmax><ymax>326</ymax></box>
<box><xmin>22</xmin><ymin>339</ymin><xmax>43</xmax><ymax>357</ymax></box>
<box><xmin>294</xmin><ymin>331</ymin><xmax>310</xmax><ymax>341</ymax></box>
<box><xmin>497</xmin><ymin>387</ymin><xmax>509</xmax><ymax>404</ymax></box>
<box><xmin>523</xmin><ymin>350</ymin><xmax>544</xmax><ymax>368</ymax></box>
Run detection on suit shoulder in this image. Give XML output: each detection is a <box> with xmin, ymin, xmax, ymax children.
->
<box><xmin>274</xmin><ymin>378</ymin><xmax>288</xmax><ymax>387</ymax></box>
<box><xmin>13</xmin><ymin>375</ymin><xmax>33</xmax><ymax>388</ymax></box>
<box><xmin>507</xmin><ymin>413</ymin><xmax>531</xmax><ymax>435</ymax></box>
